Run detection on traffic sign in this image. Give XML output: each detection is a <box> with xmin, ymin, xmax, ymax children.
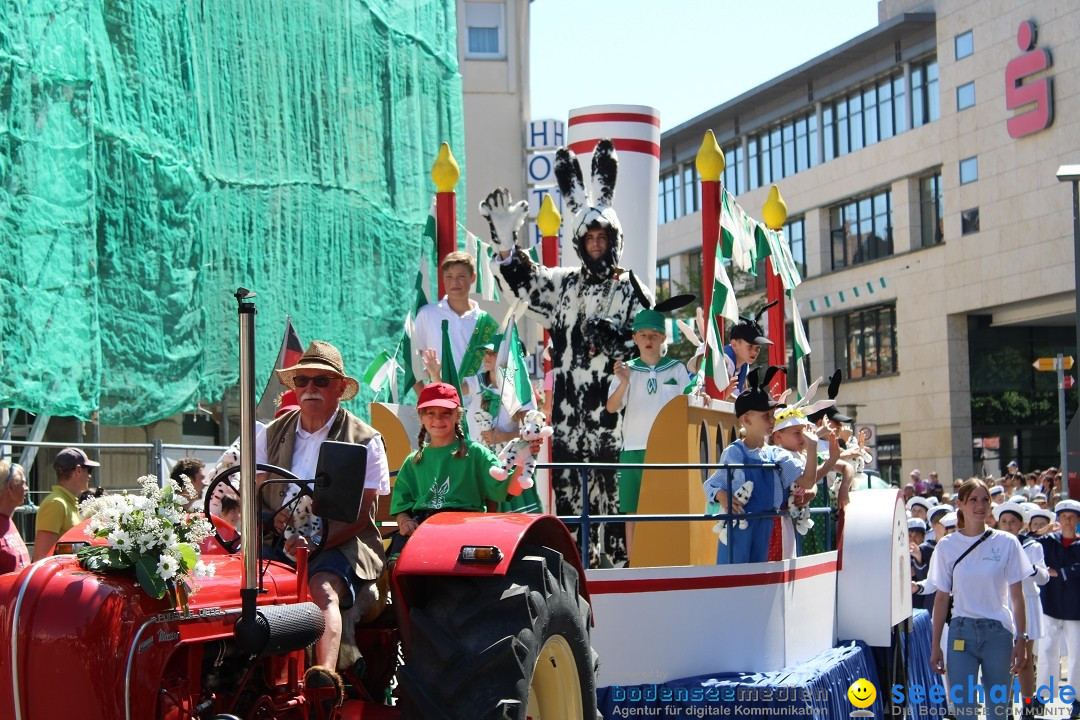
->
<box><xmin>1033</xmin><ymin>356</ymin><xmax>1075</xmax><ymax>371</ymax></box>
<box><xmin>1066</xmin><ymin>375</ymin><xmax>1076</xmax><ymax>390</ymax></box>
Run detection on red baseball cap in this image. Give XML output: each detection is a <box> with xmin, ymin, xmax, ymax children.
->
<box><xmin>417</xmin><ymin>382</ymin><xmax>461</xmax><ymax>410</ymax></box>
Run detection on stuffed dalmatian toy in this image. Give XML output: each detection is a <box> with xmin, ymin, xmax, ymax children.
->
<box><xmin>280</xmin><ymin>492</ymin><xmax>321</xmax><ymax>562</ymax></box>
<box><xmin>472</xmin><ymin>408</ymin><xmax>496</xmax><ymax>448</ymax></box>
<box><xmin>713</xmin><ymin>481</ymin><xmax>754</xmax><ymax>544</ymax></box>
<box><xmin>481</xmin><ymin>139</ymin><xmax>651</xmax><ymax>566</ymax></box>
<box><xmin>489</xmin><ymin>409</ymin><xmax>554</xmax><ymax>496</ymax></box>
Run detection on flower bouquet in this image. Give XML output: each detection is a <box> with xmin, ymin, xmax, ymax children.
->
<box><xmin>77</xmin><ymin>475</ymin><xmax>216</xmax><ymax>610</ymax></box>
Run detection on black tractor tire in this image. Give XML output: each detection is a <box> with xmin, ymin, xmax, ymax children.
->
<box><xmin>398</xmin><ymin>544</ymin><xmax>599</xmax><ymax>719</ymax></box>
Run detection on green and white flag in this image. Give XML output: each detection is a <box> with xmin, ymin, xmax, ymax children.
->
<box><xmin>720</xmin><ymin>188</ymin><xmax>759</xmax><ymax>272</ymax></box>
<box><xmin>423</xmin><ymin>196</ymin><xmax>438</xmax><ymax>255</ymax></box>
<box><xmin>362</xmin><ymin>350</ymin><xmax>401</xmax><ymax>403</ymax></box>
<box><xmin>788</xmin><ymin>290</ymin><xmax>812</xmax><ymax>400</ymax></box>
<box><xmin>400</xmin><ymin>256</ymin><xmax>432</xmax><ymax>394</ymax></box>
<box><xmin>463</xmin><ymin>229</ymin><xmax>499</xmax><ymax>302</ymax></box>
<box><xmin>756</xmin><ymin>225</ymin><xmax>803</xmax><ymax>291</ymax></box>
<box><xmin>496</xmin><ymin>316</ymin><xmax>533</xmax><ymax>417</ymax></box>
<box><xmin>701</xmin><ymin>241</ymin><xmax>738</xmax><ymax>396</ymax></box>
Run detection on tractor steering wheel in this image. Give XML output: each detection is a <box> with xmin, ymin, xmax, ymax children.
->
<box><xmin>203</xmin><ymin>463</ymin><xmax>327</xmax><ymax>558</ymax></box>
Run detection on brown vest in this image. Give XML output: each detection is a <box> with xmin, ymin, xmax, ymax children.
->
<box><xmin>264</xmin><ymin>407</ymin><xmax>385</xmax><ymax>580</ymax></box>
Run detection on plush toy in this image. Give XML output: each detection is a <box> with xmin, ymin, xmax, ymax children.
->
<box><xmin>712</xmin><ymin>481</ymin><xmax>754</xmax><ymax>544</ymax></box>
<box><xmin>281</xmin><ymin>493</ymin><xmax>320</xmax><ymax>561</ymax></box>
<box><xmin>788</xmin><ymin>485</ymin><xmax>814</xmax><ymax>536</ymax></box>
<box><xmin>489</xmin><ymin>409</ymin><xmax>554</xmax><ymax>496</ymax></box>
<box><xmin>472</xmin><ymin>408</ymin><xmax>495</xmax><ymax>447</ymax></box>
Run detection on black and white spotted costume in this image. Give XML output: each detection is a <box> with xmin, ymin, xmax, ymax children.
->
<box><xmin>482</xmin><ymin>140</ymin><xmax>651</xmax><ymax>566</ymax></box>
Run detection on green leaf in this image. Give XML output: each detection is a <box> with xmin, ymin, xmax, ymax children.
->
<box><xmin>177</xmin><ymin>543</ymin><xmax>197</xmax><ymax>570</ymax></box>
<box><xmin>134</xmin><ymin>555</ymin><xmax>168</xmax><ymax>599</ymax></box>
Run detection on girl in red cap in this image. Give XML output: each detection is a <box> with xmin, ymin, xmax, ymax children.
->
<box><xmin>387</xmin><ymin>383</ymin><xmax>508</xmax><ymax>561</ymax></box>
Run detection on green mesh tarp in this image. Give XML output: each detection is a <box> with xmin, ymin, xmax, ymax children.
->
<box><xmin>0</xmin><ymin>0</ymin><xmax>465</xmax><ymax>425</ymax></box>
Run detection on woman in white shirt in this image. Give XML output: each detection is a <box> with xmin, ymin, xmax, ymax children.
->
<box><xmin>929</xmin><ymin>479</ymin><xmax>1034</xmax><ymax>719</ymax></box>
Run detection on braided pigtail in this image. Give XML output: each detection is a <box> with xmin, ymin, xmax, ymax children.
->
<box><xmin>414</xmin><ymin>426</ymin><xmax>428</xmax><ymax>464</ymax></box>
<box><xmin>453</xmin><ymin>409</ymin><xmax>468</xmax><ymax>459</ymax></box>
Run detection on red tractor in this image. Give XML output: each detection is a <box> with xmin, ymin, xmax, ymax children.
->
<box><xmin>0</xmin><ymin>289</ymin><xmax>597</xmax><ymax>720</ymax></box>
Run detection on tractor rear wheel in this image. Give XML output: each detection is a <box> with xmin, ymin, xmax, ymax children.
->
<box><xmin>398</xmin><ymin>544</ymin><xmax>598</xmax><ymax>719</ymax></box>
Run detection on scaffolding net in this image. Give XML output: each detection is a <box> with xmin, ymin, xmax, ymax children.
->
<box><xmin>0</xmin><ymin>0</ymin><xmax>465</xmax><ymax>425</ymax></box>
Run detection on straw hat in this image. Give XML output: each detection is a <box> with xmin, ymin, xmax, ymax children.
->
<box><xmin>275</xmin><ymin>341</ymin><xmax>360</xmax><ymax>401</ymax></box>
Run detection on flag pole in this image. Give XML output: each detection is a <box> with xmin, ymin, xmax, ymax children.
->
<box><xmin>431</xmin><ymin>143</ymin><xmax>460</xmax><ymax>297</ymax></box>
<box><xmin>763</xmin><ymin>185</ymin><xmax>789</xmax><ymax>396</ymax></box>
<box><xmin>697</xmin><ymin>131</ymin><xmax>726</xmax><ymax>399</ymax></box>
<box><xmin>537</xmin><ymin>195</ymin><xmax>561</xmax><ymax>377</ymax></box>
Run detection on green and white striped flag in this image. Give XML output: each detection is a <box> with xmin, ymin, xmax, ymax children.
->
<box><xmin>720</xmin><ymin>188</ymin><xmax>759</xmax><ymax>272</ymax></box>
<box><xmin>463</xmin><ymin>229</ymin><xmax>499</xmax><ymax>302</ymax></box>
<box><xmin>756</xmin><ymin>225</ymin><xmax>803</xmax><ymax>291</ymax></box>
<box><xmin>423</xmin><ymin>196</ymin><xmax>438</xmax><ymax>256</ymax></box>
<box><xmin>788</xmin><ymin>290</ymin><xmax>811</xmax><ymax>400</ymax></box>
<box><xmin>400</xmin><ymin>257</ymin><xmax>432</xmax><ymax>394</ymax></box>
<box><xmin>362</xmin><ymin>350</ymin><xmax>401</xmax><ymax>403</ymax></box>
<box><xmin>701</xmin><ymin>248</ymin><xmax>739</xmax><ymax>396</ymax></box>
<box><xmin>496</xmin><ymin>316</ymin><xmax>533</xmax><ymax>417</ymax></box>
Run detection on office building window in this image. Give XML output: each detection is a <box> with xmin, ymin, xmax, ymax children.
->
<box><xmin>920</xmin><ymin>172</ymin><xmax>943</xmax><ymax>247</ymax></box>
<box><xmin>822</xmin><ymin>72</ymin><xmax>905</xmax><ymax>161</ymax></box>
<box><xmin>683</xmin><ymin>165</ymin><xmax>699</xmax><ymax>216</ymax></box>
<box><xmin>911</xmin><ymin>58</ymin><xmax>939</xmax><ymax>128</ymax></box>
<box><xmin>656</xmin><ymin>260</ymin><xmax>671</xmax><ymax>299</ymax></box>
<box><xmin>754</xmin><ymin>217</ymin><xmax>806</xmax><ymax>290</ymax></box>
<box><xmin>830</xmin><ymin>189</ymin><xmax>893</xmax><ymax>270</ymax></box>
<box><xmin>834</xmin><ymin>305</ymin><xmax>897</xmax><ymax>379</ymax></box>
<box><xmin>723</xmin><ymin>144</ymin><xmax>745</xmax><ymax>196</ymax></box>
<box><xmin>959</xmin><ymin>156</ymin><xmax>978</xmax><ymax>185</ymax></box>
<box><xmin>658</xmin><ymin>170</ymin><xmax>682</xmax><ymax>224</ymax></box>
<box><xmin>747</xmin><ymin>111</ymin><xmax>817</xmax><ymax>189</ymax></box>
<box><xmin>685</xmin><ymin>250</ymin><xmax>702</xmax><ymax>283</ymax></box>
<box><xmin>464</xmin><ymin>2</ymin><xmax>506</xmax><ymax>59</ymax></box>
<box><xmin>957</xmin><ymin>81</ymin><xmax>976</xmax><ymax>111</ymax></box>
<box><xmin>961</xmin><ymin>207</ymin><xmax>980</xmax><ymax>235</ymax></box>
<box><xmin>955</xmin><ymin>30</ymin><xmax>974</xmax><ymax>60</ymax></box>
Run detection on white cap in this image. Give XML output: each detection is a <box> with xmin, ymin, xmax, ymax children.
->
<box><xmin>928</xmin><ymin>505</ymin><xmax>951</xmax><ymax>524</ymax></box>
<box><xmin>992</xmin><ymin>502</ymin><xmax>1028</xmax><ymax>524</ymax></box>
<box><xmin>773</xmin><ymin>407</ymin><xmax>813</xmax><ymax>433</ymax></box>
<box><xmin>1008</xmin><ymin>494</ymin><xmax>1028</xmax><ymax>504</ymax></box>
<box><xmin>940</xmin><ymin>512</ymin><xmax>959</xmax><ymax>529</ymax></box>
<box><xmin>1054</xmin><ymin>499</ymin><xmax>1080</xmax><ymax>516</ymax></box>
<box><xmin>1028</xmin><ymin>507</ymin><xmax>1055</xmax><ymax>524</ymax></box>
<box><xmin>1007</xmin><ymin>460</ymin><xmax>1019</xmax><ymax>468</ymax></box>
<box><xmin>911</xmin><ymin>469</ymin><xmax>922</xmax><ymax>478</ymax></box>
<box><xmin>907</xmin><ymin>497</ymin><xmax>932</xmax><ymax>512</ymax></box>
<box><xmin>989</xmin><ymin>485</ymin><xmax>1005</xmax><ymax>496</ymax></box>
<box><xmin>907</xmin><ymin>518</ymin><xmax>928</xmax><ymax>532</ymax></box>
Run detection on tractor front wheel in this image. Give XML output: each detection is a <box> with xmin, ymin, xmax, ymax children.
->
<box><xmin>399</xmin><ymin>544</ymin><xmax>598</xmax><ymax>719</ymax></box>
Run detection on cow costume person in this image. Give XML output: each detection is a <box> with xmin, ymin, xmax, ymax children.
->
<box><xmin>483</xmin><ymin>139</ymin><xmax>651</xmax><ymax>565</ymax></box>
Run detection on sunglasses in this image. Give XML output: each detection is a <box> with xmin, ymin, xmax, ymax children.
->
<box><xmin>293</xmin><ymin>375</ymin><xmax>339</xmax><ymax>389</ymax></box>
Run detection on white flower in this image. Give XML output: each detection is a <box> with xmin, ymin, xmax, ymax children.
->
<box><xmin>192</xmin><ymin>561</ymin><xmax>216</xmax><ymax>579</ymax></box>
<box><xmin>108</xmin><ymin>530</ymin><xmax>133</xmax><ymax>551</ymax></box>
<box><xmin>157</xmin><ymin>554</ymin><xmax>180</xmax><ymax>581</ymax></box>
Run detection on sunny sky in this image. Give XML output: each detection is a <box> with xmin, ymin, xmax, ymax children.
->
<box><xmin>530</xmin><ymin>0</ymin><xmax>883</xmax><ymax>132</ymax></box>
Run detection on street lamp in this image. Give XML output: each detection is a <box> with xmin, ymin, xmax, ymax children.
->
<box><xmin>1056</xmin><ymin>164</ymin><xmax>1080</xmax><ymax>499</ymax></box>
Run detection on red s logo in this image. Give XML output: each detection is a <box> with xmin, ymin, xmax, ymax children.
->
<box><xmin>1005</xmin><ymin>21</ymin><xmax>1054</xmax><ymax>139</ymax></box>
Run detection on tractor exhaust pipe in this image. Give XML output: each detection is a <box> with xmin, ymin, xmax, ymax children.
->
<box><xmin>234</xmin><ymin>288</ymin><xmax>262</xmax><ymax>649</ymax></box>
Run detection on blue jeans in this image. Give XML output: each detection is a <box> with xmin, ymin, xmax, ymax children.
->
<box><xmin>947</xmin><ymin>616</ymin><xmax>1015</xmax><ymax>719</ymax></box>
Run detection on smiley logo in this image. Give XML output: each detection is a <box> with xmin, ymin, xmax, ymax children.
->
<box><xmin>847</xmin><ymin>678</ymin><xmax>876</xmax><ymax>709</ymax></box>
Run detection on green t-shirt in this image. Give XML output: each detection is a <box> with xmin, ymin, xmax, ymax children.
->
<box><xmin>390</xmin><ymin>441</ymin><xmax>508</xmax><ymax>516</ymax></box>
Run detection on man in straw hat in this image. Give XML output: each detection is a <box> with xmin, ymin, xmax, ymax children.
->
<box><xmin>255</xmin><ymin>340</ymin><xmax>391</xmax><ymax>687</ymax></box>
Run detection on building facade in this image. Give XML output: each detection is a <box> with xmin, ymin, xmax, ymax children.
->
<box><xmin>656</xmin><ymin>0</ymin><xmax>1078</xmax><ymax>483</ymax></box>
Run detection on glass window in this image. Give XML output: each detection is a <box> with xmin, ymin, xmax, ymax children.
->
<box><xmin>893</xmin><ymin>75</ymin><xmax>907</xmax><ymax>134</ymax></box>
<box><xmin>685</xmin><ymin>250</ymin><xmax>702</xmax><ymax>283</ymax></box>
<box><xmin>683</xmin><ymin>165</ymin><xmax>699</xmax><ymax>215</ymax></box>
<box><xmin>837</xmin><ymin>101</ymin><xmax>849</xmax><ymax>156</ymax></box>
<box><xmin>464</xmin><ymin>2</ymin><xmax>506</xmax><ymax>59</ymax></box>
<box><xmin>955</xmin><ymin>30</ymin><xmax>974</xmax><ymax>60</ymax></box>
<box><xmin>748</xmin><ymin>138</ymin><xmax>760</xmax><ymax>190</ymax></box>
<box><xmin>863</xmin><ymin>86</ymin><xmax>878</xmax><ymax>146</ymax></box>
<box><xmin>961</xmin><ymin>207</ymin><xmax>980</xmax><ymax>235</ymax></box>
<box><xmin>879</xmin><ymin>78</ymin><xmax>894</xmax><ymax>139</ymax></box>
<box><xmin>723</xmin><ymin>145</ymin><xmax>743</xmax><ymax>196</ymax></box>
<box><xmin>849</xmin><ymin>93</ymin><xmax>863</xmax><ymax>151</ymax></box>
<box><xmin>808</xmin><ymin>113</ymin><xmax>819</xmax><ymax>167</ymax></box>
<box><xmin>957</xmin><ymin>81</ymin><xmax>976</xmax><ymax>111</ymax></box>
<box><xmin>782</xmin><ymin>123</ymin><xmax>795</xmax><ymax>178</ymax></box>
<box><xmin>823</xmin><ymin>105</ymin><xmax>835</xmax><ymax>161</ymax></box>
<box><xmin>658</xmin><ymin>171</ymin><xmax>682</xmax><ymax>224</ymax></box>
<box><xmin>787</xmin><ymin>218</ymin><xmax>806</xmax><ymax>279</ymax></box>
<box><xmin>912</xmin><ymin>58</ymin><xmax>939</xmax><ymax>127</ymax></box>
<box><xmin>656</xmin><ymin>260</ymin><xmax>671</xmax><ymax>299</ymax></box>
<box><xmin>770</xmin><ymin>128</ymin><xmax>783</xmax><ymax>182</ymax></box>
<box><xmin>830</xmin><ymin>188</ymin><xmax>893</xmax><ymax>270</ymax></box>
<box><xmin>959</xmin><ymin>156</ymin><xmax>978</xmax><ymax>184</ymax></box>
<box><xmin>919</xmin><ymin>172</ymin><xmax>944</xmax><ymax>247</ymax></box>
<box><xmin>834</xmin><ymin>305</ymin><xmax>898</xmax><ymax>380</ymax></box>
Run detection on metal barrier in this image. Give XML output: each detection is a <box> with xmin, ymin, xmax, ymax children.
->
<box><xmin>537</xmin><ymin>461</ymin><xmax>837</xmax><ymax>569</ymax></box>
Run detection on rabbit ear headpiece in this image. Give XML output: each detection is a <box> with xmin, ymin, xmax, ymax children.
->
<box><xmin>806</xmin><ymin>369</ymin><xmax>851</xmax><ymax>424</ymax></box>
<box><xmin>555</xmin><ymin>139</ymin><xmax>623</xmax><ymax>283</ymax></box>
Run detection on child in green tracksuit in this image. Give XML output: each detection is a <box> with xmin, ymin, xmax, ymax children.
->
<box><xmin>388</xmin><ymin>382</ymin><xmax>507</xmax><ymax>560</ymax></box>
